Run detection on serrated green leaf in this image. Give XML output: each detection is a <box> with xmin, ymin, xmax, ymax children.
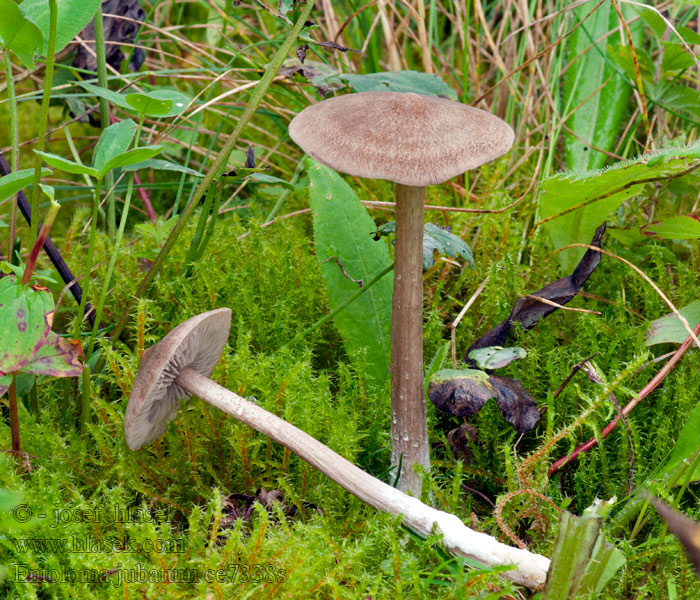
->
<box><xmin>93</xmin><ymin>119</ymin><xmax>137</xmax><ymax>174</ymax></box>
<box><xmin>100</xmin><ymin>146</ymin><xmax>163</xmax><ymax>175</ymax></box>
<box><xmin>0</xmin><ymin>0</ymin><xmax>43</xmax><ymax>69</ymax></box>
<box><xmin>118</xmin><ymin>158</ymin><xmax>204</xmax><ymax>177</ymax></box>
<box><xmin>0</xmin><ymin>276</ymin><xmax>54</xmax><ymax>376</ymax></box>
<box><xmin>33</xmin><ymin>150</ymin><xmax>99</xmax><ymax>177</ymax></box>
<box><xmin>21</xmin><ymin>0</ymin><xmax>101</xmax><ymax>54</ymax></box>
<box><xmin>539</xmin><ymin>141</ymin><xmax>700</xmax><ymax>271</ymax></box>
<box><xmin>0</xmin><ymin>168</ymin><xmax>51</xmax><ymax>201</ymax></box>
<box><xmin>645</xmin><ymin>300</ymin><xmax>700</xmax><ymax>346</ymax></box>
<box><xmin>374</xmin><ymin>221</ymin><xmax>474</xmax><ymax>269</ymax></box>
<box><xmin>662</xmin><ymin>41</ymin><xmax>696</xmax><ymax>73</ymax></box>
<box><xmin>422</xmin><ymin>222</ymin><xmax>474</xmax><ymax>268</ymax></box>
<box><xmin>308</xmin><ymin>159</ymin><xmax>392</xmax><ymax>388</ymax></box>
<box><xmin>340</xmin><ymin>71</ymin><xmax>457</xmax><ymax>100</ymax></box>
<box><xmin>654</xmin><ymin>85</ymin><xmax>700</xmax><ymax>120</ymax></box>
<box><xmin>643</xmin><ymin>215</ymin><xmax>700</xmax><ymax>239</ymax></box>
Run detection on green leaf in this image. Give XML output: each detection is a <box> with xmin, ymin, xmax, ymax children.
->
<box><xmin>643</xmin><ymin>215</ymin><xmax>700</xmax><ymax>239</ymax></box>
<box><xmin>78</xmin><ymin>81</ymin><xmax>191</xmax><ymax>117</ymax></box>
<box><xmin>340</xmin><ymin>71</ymin><xmax>457</xmax><ymax>100</ymax></box>
<box><xmin>374</xmin><ymin>221</ymin><xmax>474</xmax><ymax>269</ymax></box>
<box><xmin>77</xmin><ymin>80</ymin><xmax>130</xmax><ymax>108</ymax></box>
<box><xmin>422</xmin><ymin>223</ymin><xmax>474</xmax><ymax>269</ymax></box>
<box><xmin>0</xmin><ymin>375</ymin><xmax>10</xmax><ymax>397</ymax></box>
<box><xmin>100</xmin><ymin>146</ymin><xmax>164</xmax><ymax>175</ymax></box>
<box><xmin>0</xmin><ymin>0</ymin><xmax>43</xmax><ymax>69</ymax></box>
<box><xmin>468</xmin><ymin>346</ymin><xmax>526</xmax><ymax>370</ymax></box>
<box><xmin>653</xmin><ymin>85</ymin><xmax>700</xmax><ymax>120</ymax></box>
<box><xmin>92</xmin><ymin>119</ymin><xmax>137</xmax><ymax>174</ymax></box>
<box><xmin>659</xmin><ymin>398</ymin><xmax>700</xmax><ymax>481</ymax></box>
<box><xmin>248</xmin><ymin>172</ymin><xmax>294</xmax><ymax>188</ymax></box>
<box><xmin>542</xmin><ymin>499</ymin><xmax>624</xmax><ymax>599</ymax></box>
<box><xmin>125</xmin><ymin>93</ymin><xmax>173</xmax><ymax>117</ymax></box>
<box><xmin>118</xmin><ymin>158</ymin><xmax>204</xmax><ymax>177</ymax></box>
<box><xmin>662</xmin><ymin>41</ymin><xmax>696</xmax><ymax>73</ymax></box>
<box><xmin>562</xmin><ymin>1</ymin><xmax>642</xmax><ymax>173</ymax></box>
<box><xmin>0</xmin><ymin>275</ymin><xmax>54</xmax><ymax>376</ymax></box>
<box><xmin>308</xmin><ymin>159</ymin><xmax>393</xmax><ymax>389</ymax></box>
<box><xmin>33</xmin><ymin>150</ymin><xmax>99</xmax><ymax>177</ymax></box>
<box><xmin>0</xmin><ymin>168</ymin><xmax>51</xmax><ymax>201</ymax></box>
<box><xmin>21</xmin><ymin>0</ymin><xmax>101</xmax><ymax>54</ymax></box>
<box><xmin>645</xmin><ymin>300</ymin><xmax>700</xmax><ymax>346</ymax></box>
<box><xmin>539</xmin><ymin>141</ymin><xmax>700</xmax><ymax>271</ymax></box>
<box><xmin>22</xmin><ymin>331</ymin><xmax>82</xmax><ymax>377</ymax></box>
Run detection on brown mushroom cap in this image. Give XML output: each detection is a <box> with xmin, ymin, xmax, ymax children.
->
<box><xmin>289</xmin><ymin>91</ymin><xmax>514</xmax><ymax>187</ymax></box>
<box><xmin>124</xmin><ymin>308</ymin><xmax>232</xmax><ymax>450</ymax></box>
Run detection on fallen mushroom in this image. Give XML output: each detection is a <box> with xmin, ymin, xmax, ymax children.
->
<box><xmin>289</xmin><ymin>91</ymin><xmax>514</xmax><ymax>495</ymax></box>
<box><xmin>124</xmin><ymin>309</ymin><xmax>549</xmax><ymax>589</ymax></box>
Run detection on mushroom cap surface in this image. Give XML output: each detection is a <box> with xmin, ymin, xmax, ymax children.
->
<box><xmin>289</xmin><ymin>91</ymin><xmax>514</xmax><ymax>187</ymax></box>
<box><xmin>124</xmin><ymin>308</ymin><xmax>232</xmax><ymax>450</ymax></box>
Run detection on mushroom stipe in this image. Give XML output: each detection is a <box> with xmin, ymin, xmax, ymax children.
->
<box><xmin>289</xmin><ymin>91</ymin><xmax>514</xmax><ymax>496</ymax></box>
<box><xmin>124</xmin><ymin>309</ymin><xmax>549</xmax><ymax>589</ymax></box>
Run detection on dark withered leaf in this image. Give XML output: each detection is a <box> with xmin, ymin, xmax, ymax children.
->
<box><xmin>651</xmin><ymin>497</ymin><xmax>700</xmax><ymax>577</ymax></box>
<box><xmin>315</xmin><ymin>40</ymin><xmax>360</xmax><ymax>54</ymax></box>
<box><xmin>490</xmin><ymin>376</ymin><xmax>540</xmax><ymax>433</ymax></box>
<box><xmin>280</xmin><ymin>58</ymin><xmax>344</xmax><ymax>97</ymax></box>
<box><xmin>428</xmin><ymin>369</ymin><xmax>495</xmax><ymax>417</ymax></box>
<box><xmin>465</xmin><ymin>223</ymin><xmax>606</xmax><ymax>359</ymax></box>
<box><xmin>244</xmin><ymin>145</ymin><xmax>256</xmax><ymax>169</ymax></box>
<box><xmin>429</xmin><ymin>369</ymin><xmax>540</xmax><ymax>433</ymax></box>
<box><xmin>447</xmin><ymin>423</ymin><xmax>479</xmax><ymax>463</ymax></box>
<box><xmin>214</xmin><ymin>488</ymin><xmax>321</xmax><ymax>543</ymax></box>
<box><xmin>72</xmin><ymin>0</ymin><xmax>146</xmax><ymax>73</ymax></box>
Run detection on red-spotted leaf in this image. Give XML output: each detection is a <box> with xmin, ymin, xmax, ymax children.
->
<box><xmin>22</xmin><ymin>332</ymin><xmax>83</xmax><ymax>377</ymax></box>
<box><xmin>0</xmin><ymin>276</ymin><xmax>54</xmax><ymax>376</ymax></box>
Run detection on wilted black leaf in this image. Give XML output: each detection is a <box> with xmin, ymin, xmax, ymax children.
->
<box><xmin>465</xmin><ymin>223</ymin><xmax>606</xmax><ymax>359</ymax></box>
<box><xmin>315</xmin><ymin>40</ymin><xmax>360</xmax><ymax>54</ymax></box>
<box><xmin>72</xmin><ymin>0</ymin><xmax>146</xmax><ymax>73</ymax></box>
<box><xmin>428</xmin><ymin>369</ymin><xmax>495</xmax><ymax>417</ymax></box>
<box><xmin>447</xmin><ymin>423</ymin><xmax>479</xmax><ymax>463</ymax></box>
<box><xmin>280</xmin><ymin>58</ymin><xmax>344</xmax><ymax>97</ymax></box>
<box><xmin>490</xmin><ymin>376</ymin><xmax>540</xmax><ymax>434</ymax></box>
<box><xmin>245</xmin><ymin>145</ymin><xmax>256</xmax><ymax>169</ymax></box>
<box><xmin>428</xmin><ymin>369</ymin><xmax>540</xmax><ymax>433</ymax></box>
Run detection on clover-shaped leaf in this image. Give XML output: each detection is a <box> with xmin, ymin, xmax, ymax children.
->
<box><xmin>0</xmin><ymin>168</ymin><xmax>51</xmax><ymax>202</ymax></box>
<box><xmin>78</xmin><ymin>81</ymin><xmax>191</xmax><ymax>117</ymax></box>
<box><xmin>0</xmin><ymin>0</ymin><xmax>43</xmax><ymax>69</ymax></box>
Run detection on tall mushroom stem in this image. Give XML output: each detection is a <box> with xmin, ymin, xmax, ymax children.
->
<box><xmin>173</xmin><ymin>366</ymin><xmax>549</xmax><ymax>590</ymax></box>
<box><xmin>391</xmin><ymin>183</ymin><xmax>430</xmax><ymax>496</ymax></box>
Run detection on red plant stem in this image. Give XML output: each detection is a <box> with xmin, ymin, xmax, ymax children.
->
<box><xmin>22</xmin><ymin>200</ymin><xmax>59</xmax><ymax>286</ymax></box>
<box><xmin>133</xmin><ymin>171</ymin><xmax>156</xmax><ymax>221</ymax></box>
<box><xmin>9</xmin><ymin>376</ymin><xmax>20</xmax><ymax>453</ymax></box>
<box><xmin>108</xmin><ymin>109</ymin><xmax>156</xmax><ymax>221</ymax></box>
<box><xmin>549</xmin><ymin>319</ymin><xmax>700</xmax><ymax>476</ymax></box>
